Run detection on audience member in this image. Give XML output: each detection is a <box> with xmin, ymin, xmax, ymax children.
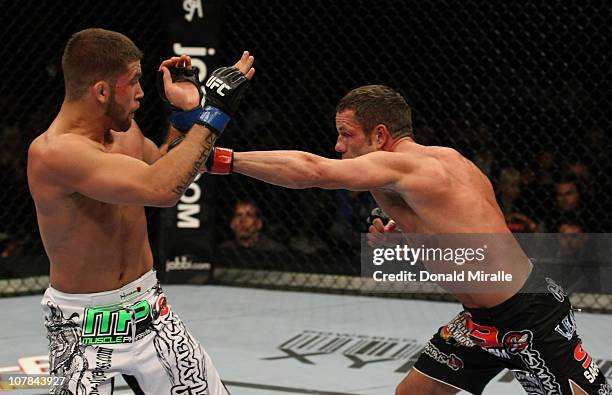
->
<box><xmin>551</xmin><ymin>177</ymin><xmax>596</xmax><ymax>231</ymax></box>
<box><xmin>220</xmin><ymin>200</ymin><xmax>286</xmax><ymax>252</ymax></box>
<box><xmin>557</xmin><ymin>222</ymin><xmax>588</xmax><ymax>260</ymax></box>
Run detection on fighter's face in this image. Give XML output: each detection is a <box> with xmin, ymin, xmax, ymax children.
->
<box><xmin>106</xmin><ymin>61</ymin><xmax>143</xmax><ymax>132</ymax></box>
<box><xmin>334</xmin><ymin>110</ymin><xmax>377</xmax><ymax>159</ymax></box>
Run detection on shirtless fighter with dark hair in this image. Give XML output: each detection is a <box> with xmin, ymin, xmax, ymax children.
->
<box><xmin>199</xmin><ymin>85</ymin><xmax>610</xmax><ymax>394</ymax></box>
<box><xmin>28</xmin><ymin>28</ymin><xmax>254</xmax><ymax>394</ymax></box>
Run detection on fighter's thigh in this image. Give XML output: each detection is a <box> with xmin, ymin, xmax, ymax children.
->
<box><xmin>131</xmin><ymin>312</ymin><xmax>229</xmax><ymax>395</ymax></box>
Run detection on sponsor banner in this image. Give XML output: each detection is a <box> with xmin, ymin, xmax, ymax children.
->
<box><xmin>160</xmin><ymin>0</ymin><xmax>223</xmax><ymax>83</ymax></box>
<box><xmin>361</xmin><ymin>233</ymin><xmax>612</xmax><ymax>294</ymax></box>
<box><xmin>159</xmin><ymin>1</ymin><xmax>225</xmax><ymax>284</ymax></box>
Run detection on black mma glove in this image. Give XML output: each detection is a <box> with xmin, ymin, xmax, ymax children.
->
<box><xmin>156</xmin><ymin>67</ymin><xmax>204</xmax><ymax>132</ymax></box>
<box><xmin>195</xmin><ymin>66</ymin><xmax>249</xmax><ymax>135</ymax></box>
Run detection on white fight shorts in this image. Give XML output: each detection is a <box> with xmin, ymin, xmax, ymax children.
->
<box><xmin>41</xmin><ymin>270</ymin><xmax>228</xmax><ymax>395</ymax></box>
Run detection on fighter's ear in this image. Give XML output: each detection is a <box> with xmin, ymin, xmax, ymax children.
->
<box><xmin>373</xmin><ymin>124</ymin><xmax>391</xmax><ymax>149</ymax></box>
<box><xmin>92</xmin><ymin>80</ymin><xmax>111</xmax><ymax>104</ymax></box>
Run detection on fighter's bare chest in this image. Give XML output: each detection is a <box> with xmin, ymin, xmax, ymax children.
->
<box><xmin>74</xmin><ymin>198</ymin><xmax>143</xmax><ymax>228</ymax></box>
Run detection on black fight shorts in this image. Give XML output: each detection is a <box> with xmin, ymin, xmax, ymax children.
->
<box><xmin>413</xmin><ymin>268</ymin><xmax>611</xmax><ymax>394</ymax></box>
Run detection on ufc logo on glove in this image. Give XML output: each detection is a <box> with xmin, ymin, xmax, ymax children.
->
<box><xmin>206</xmin><ymin>76</ymin><xmax>230</xmax><ymax>96</ymax></box>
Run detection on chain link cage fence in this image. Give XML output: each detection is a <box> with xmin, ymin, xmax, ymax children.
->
<box><xmin>1</xmin><ymin>1</ymin><xmax>611</xmax><ymax>311</ymax></box>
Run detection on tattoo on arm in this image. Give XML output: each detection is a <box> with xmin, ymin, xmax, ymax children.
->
<box><xmin>172</xmin><ymin>133</ymin><xmax>218</xmax><ymax>196</ymax></box>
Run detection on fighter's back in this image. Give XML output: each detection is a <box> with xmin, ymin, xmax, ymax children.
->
<box><xmin>375</xmin><ymin>143</ymin><xmax>510</xmax><ymax>235</ymax></box>
<box><xmin>371</xmin><ymin>142</ymin><xmax>531</xmax><ymax>307</ymax></box>
<box><xmin>27</xmin><ymin>125</ymin><xmax>153</xmax><ymax>293</ymax></box>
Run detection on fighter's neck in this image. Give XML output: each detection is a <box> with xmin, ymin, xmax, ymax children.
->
<box><xmin>386</xmin><ymin>137</ymin><xmax>416</xmax><ymax>152</ymax></box>
<box><xmin>56</xmin><ymin>102</ymin><xmax>110</xmax><ymax>143</ymax></box>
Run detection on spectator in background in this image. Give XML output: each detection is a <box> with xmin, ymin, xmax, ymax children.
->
<box><xmin>552</xmin><ymin>177</ymin><xmax>592</xmax><ymax>230</ymax></box>
<box><xmin>553</xmin><ymin>221</ymin><xmax>600</xmax><ymax>293</ymax></box>
<box><xmin>556</xmin><ymin>178</ymin><xmax>580</xmax><ymax>214</ymax></box>
<box><xmin>557</xmin><ymin>222</ymin><xmax>587</xmax><ymax>260</ymax></box>
<box><xmin>220</xmin><ymin>200</ymin><xmax>286</xmax><ymax>252</ymax></box>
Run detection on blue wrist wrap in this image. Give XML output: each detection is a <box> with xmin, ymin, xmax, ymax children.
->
<box><xmin>196</xmin><ymin>106</ymin><xmax>231</xmax><ymax>135</ymax></box>
<box><xmin>171</xmin><ymin>107</ymin><xmax>204</xmax><ymax>132</ymax></box>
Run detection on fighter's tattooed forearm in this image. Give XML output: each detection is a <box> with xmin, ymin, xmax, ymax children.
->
<box><xmin>172</xmin><ymin>133</ymin><xmax>218</xmax><ymax>196</ymax></box>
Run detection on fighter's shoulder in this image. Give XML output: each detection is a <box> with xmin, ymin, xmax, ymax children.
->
<box><xmin>424</xmin><ymin>145</ymin><xmax>463</xmax><ymax>160</ymax></box>
<box><xmin>29</xmin><ymin>132</ymin><xmax>101</xmax><ymax>174</ymax></box>
<box><xmin>374</xmin><ymin>144</ymin><xmax>448</xmax><ymax>168</ymax></box>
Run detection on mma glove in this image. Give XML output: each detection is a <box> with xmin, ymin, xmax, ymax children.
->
<box><xmin>156</xmin><ymin>66</ymin><xmax>204</xmax><ymax>132</ymax></box>
<box><xmin>157</xmin><ymin>66</ymin><xmax>249</xmax><ymax>135</ymax></box>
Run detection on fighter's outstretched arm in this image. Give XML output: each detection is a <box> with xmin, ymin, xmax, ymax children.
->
<box><xmin>233</xmin><ymin>150</ymin><xmax>438</xmax><ymax>192</ymax></box>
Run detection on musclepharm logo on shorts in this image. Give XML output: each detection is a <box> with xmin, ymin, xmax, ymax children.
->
<box><xmin>81</xmin><ymin>300</ymin><xmax>151</xmax><ymax>345</ymax></box>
